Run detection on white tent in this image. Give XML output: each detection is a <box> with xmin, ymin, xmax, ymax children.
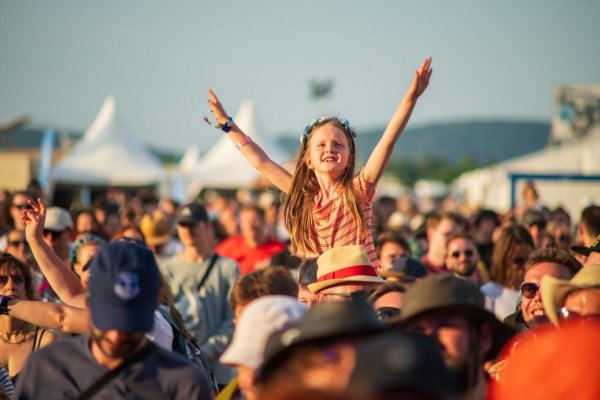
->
<box><xmin>186</xmin><ymin>100</ymin><xmax>290</xmax><ymax>193</ymax></box>
<box><xmin>453</xmin><ymin>133</ymin><xmax>600</xmax><ymax>214</ymax></box>
<box><xmin>50</xmin><ymin>96</ymin><xmax>167</xmax><ymax>186</ymax></box>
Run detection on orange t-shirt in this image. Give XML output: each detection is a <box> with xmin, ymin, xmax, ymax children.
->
<box><xmin>308</xmin><ymin>171</ymin><xmax>379</xmax><ymax>269</ymax></box>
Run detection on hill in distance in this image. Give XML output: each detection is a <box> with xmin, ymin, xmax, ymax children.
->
<box><xmin>276</xmin><ymin>120</ymin><xmax>551</xmax><ymax>167</ymax></box>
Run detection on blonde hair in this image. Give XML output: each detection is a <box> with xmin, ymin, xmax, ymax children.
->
<box><xmin>282</xmin><ymin>118</ymin><xmax>366</xmax><ymax>255</ymax></box>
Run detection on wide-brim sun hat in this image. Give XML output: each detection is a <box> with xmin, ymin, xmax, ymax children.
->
<box><xmin>307</xmin><ymin>245</ymin><xmax>384</xmax><ymax>294</ymax></box>
<box><xmin>395</xmin><ymin>274</ymin><xmax>515</xmax><ymax>360</ymax></box>
<box><xmin>541</xmin><ymin>264</ymin><xmax>600</xmax><ymax>326</ymax></box>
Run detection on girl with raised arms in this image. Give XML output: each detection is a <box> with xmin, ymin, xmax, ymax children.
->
<box><xmin>206</xmin><ymin>58</ymin><xmax>432</xmax><ymax>268</ymax></box>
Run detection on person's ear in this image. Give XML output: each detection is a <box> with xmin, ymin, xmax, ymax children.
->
<box><xmin>317</xmin><ymin>293</ymin><xmax>327</xmax><ymax>303</ymax></box>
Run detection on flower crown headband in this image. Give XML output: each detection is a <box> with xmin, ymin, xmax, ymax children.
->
<box><xmin>300</xmin><ymin>116</ymin><xmax>357</xmax><ymax>146</ymax></box>
<box><xmin>69</xmin><ymin>234</ymin><xmax>105</xmax><ymax>264</ymax></box>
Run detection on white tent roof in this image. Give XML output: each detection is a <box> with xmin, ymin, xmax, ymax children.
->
<box><xmin>186</xmin><ymin>100</ymin><xmax>290</xmax><ymax>191</ymax></box>
<box><xmin>50</xmin><ymin>96</ymin><xmax>167</xmax><ymax>186</ymax></box>
<box><xmin>453</xmin><ymin>133</ymin><xmax>600</xmax><ymax>212</ymax></box>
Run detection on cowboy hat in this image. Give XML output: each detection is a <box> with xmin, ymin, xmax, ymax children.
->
<box><xmin>541</xmin><ymin>264</ymin><xmax>600</xmax><ymax>326</ymax></box>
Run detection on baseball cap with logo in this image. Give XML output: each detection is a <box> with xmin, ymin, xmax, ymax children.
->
<box><xmin>88</xmin><ymin>241</ymin><xmax>160</xmax><ymax>333</ymax></box>
<box><xmin>176</xmin><ymin>202</ymin><xmax>209</xmax><ymax>226</ymax></box>
<box><xmin>44</xmin><ymin>207</ymin><xmax>73</xmax><ymax>232</ymax></box>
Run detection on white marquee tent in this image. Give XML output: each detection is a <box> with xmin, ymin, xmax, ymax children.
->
<box><xmin>453</xmin><ymin>133</ymin><xmax>600</xmax><ymax>214</ymax></box>
<box><xmin>185</xmin><ymin>100</ymin><xmax>290</xmax><ymax>195</ymax></box>
<box><xmin>50</xmin><ymin>96</ymin><xmax>167</xmax><ymax>187</ymax></box>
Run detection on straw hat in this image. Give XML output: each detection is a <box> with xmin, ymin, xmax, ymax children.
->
<box><xmin>140</xmin><ymin>210</ymin><xmax>172</xmax><ymax>247</ymax></box>
<box><xmin>307</xmin><ymin>245</ymin><xmax>384</xmax><ymax>294</ymax></box>
<box><xmin>541</xmin><ymin>264</ymin><xmax>600</xmax><ymax>326</ymax></box>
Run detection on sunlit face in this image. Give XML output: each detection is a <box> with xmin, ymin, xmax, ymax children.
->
<box><xmin>90</xmin><ymin>326</ymin><xmax>145</xmax><ymax>360</ymax></box>
<box><xmin>428</xmin><ymin>218</ymin><xmax>460</xmax><ymax>256</ymax></box>
<box><xmin>521</xmin><ymin>262</ymin><xmax>571</xmax><ymax>326</ymax></box>
<box><xmin>239</xmin><ymin>209</ymin><xmax>265</xmax><ymax>245</ymax></box>
<box><xmin>298</xmin><ymin>285</ymin><xmax>318</xmax><ymax>308</ymax></box>
<box><xmin>43</xmin><ymin>229</ymin><xmax>71</xmax><ymax>260</ymax></box>
<box><xmin>76</xmin><ymin>212</ymin><xmax>95</xmax><ymax>234</ymax></box>
<box><xmin>305</xmin><ymin>124</ymin><xmax>351</xmax><ymax>180</ymax></box>
<box><xmin>0</xmin><ymin>266</ymin><xmax>27</xmax><ymax>300</ymax></box>
<box><xmin>73</xmin><ymin>243</ymin><xmax>100</xmax><ymax>289</ymax></box>
<box><xmin>445</xmin><ymin>238</ymin><xmax>479</xmax><ymax>278</ymax></box>
<box><xmin>6</xmin><ymin>230</ymin><xmax>29</xmax><ymax>264</ymax></box>
<box><xmin>379</xmin><ymin>242</ymin><xmax>410</xmax><ymax>271</ymax></box>
<box><xmin>10</xmin><ymin>194</ymin><xmax>33</xmax><ymax>229</ymax></box>
<box><xmin>176</xmin><ymin>222</ymin><xmax>205</xmax><ymax>248</ymax></box>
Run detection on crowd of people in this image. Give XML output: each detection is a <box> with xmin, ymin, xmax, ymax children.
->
<box><xmin>0</xmin><ymin>57</ymin><xmax>599</xmax><ymax>399</ymax></box>
<box><xmin>0</xmin><ymin>180</ymin><xmax>598</xmax><ymax>399</ymax></box>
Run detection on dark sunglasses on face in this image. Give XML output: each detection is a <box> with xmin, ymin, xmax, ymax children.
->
<box><xmin>450</xmin><ymin>249</ymin><xmax>474</xmax><ymax>258</ymax></box>
<box><xmin>43</xmin><ymin>229</ymin><xmax>64</xmax><ymax>239</ymax></box>
<box><xmin>375</xmin><ymin>307</ymin><xmax>401</xmax><ymax>321</ymax></box>
<box><xmin>12</xmin><ymin>204</ymin><xmax>32</xmax><ymax>210</ymax></box>
<box><xmin>557</xmin><ymin>308</ymin><xmax>600</xmax><ymax>324</ymax></box>
<box><xmin>82</xmin><ymin>257</ymin><xmax>94</xmax><ymax>272</ymax></box>
<box><xmin>324</xmin><ymin>290</ymin><xmax>375</xmax><ymax>302</ymax></box>
<box><xmin>519</xmin><ymin>282</ymin><xmax>540</xmax><ymax>299</ymax></box>
<box><xmin>513</xmin><ymin>257</ymin><xmax>527</xmax><ymax>267</ymax></box>
<box><xmin>8</xmin><ymin>240</ymin><xmax>27</xmax><ymax>247</ymax></box>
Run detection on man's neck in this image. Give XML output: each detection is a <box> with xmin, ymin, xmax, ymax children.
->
<box><xmin>180</xmin><ymin>246</ymin><xmax>211</xmax><ymax>263</ymax></box>
<box><xmin>424</xmin><ymin>251</ymin><xmax>446</xmax><ymax>270</ymax></box>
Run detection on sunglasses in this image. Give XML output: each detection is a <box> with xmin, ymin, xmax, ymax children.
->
<box><xmin>13</xmin><ymin>204</ymin><xmax>32</xmax><ymax>210</ymax></box>
<box><xmin>43</xmin><ymin>229</ymin><xmax>65</xmax><ymax>239</ymax></box>
<box><xmin>519</xmin><ymin>282</ymin><xmax>540</xmax><ymax>299</ymax></box>
<box><xmin>450</xmin><ymin>249</ymin><xmax>474</xmax><ymax>258</ymax></box>
<box><xmin>82</xmin><ymin>257</ymin><xmax>94</xmax><ymax>272</ymax></box>
<box><xmin>557</xmin><ymin>308</ymin><xmax>600</xmax><ymax>324</ymax></box>
<box><xmin>8</xmin><ymin>239</ymin><xmax>28</xmax><ymax>247</ymax></box>
<box><xmin>513</xmin><ymin>257</ymin><xmax>527</xmax><ymax>267</ymax></box>
<box><xmin>375</xmin><ymin>307</ymin><xmax>401</xmax><ymax>321</ymax></box>
<box><xmin>323</xmin><ymin>290</ymin><xmax>374</xmax><ymax>302</ymax></box>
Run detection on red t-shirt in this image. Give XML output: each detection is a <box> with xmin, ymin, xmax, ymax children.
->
<box><xmin>216</xmin><ymin>235</ymin><xmax>285</xmax><ymax>274</ymax></box>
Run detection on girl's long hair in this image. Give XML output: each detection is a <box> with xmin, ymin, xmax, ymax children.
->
<box><xmin>282</xmin><ymin>119</ymin><xmax>366</xmax><ymax>255</ymax></box>
<box><xmin>490</xmin><ymin>224</ymin><xmax>534</xmax><ymax>290</ymax></box>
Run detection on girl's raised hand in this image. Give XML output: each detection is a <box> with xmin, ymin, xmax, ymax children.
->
<box><xmin>206</xmin><ymin>88</ymin><xmax>230</xmax><ymax>125</ymax></box>
<box><xmin>408</xmin><ymin>57</ymin><xmax>433</xmax><ymax>99</ymax></box>
<box><xmin>22</xmin><ymin>198</ymin><xmax>47</xmax><ymax>241</ymax></box>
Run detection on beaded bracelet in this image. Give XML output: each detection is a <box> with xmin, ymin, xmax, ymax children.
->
<box><xmin>235</xmin><ymin>135</ymin><xmax>253</xmax><ymax>150</ymax></box>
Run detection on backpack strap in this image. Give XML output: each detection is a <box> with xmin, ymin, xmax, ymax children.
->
<box><xmin>75</xmin><ymin>341</ymin><xmax>157</xmax><ymax>400</ymax></box>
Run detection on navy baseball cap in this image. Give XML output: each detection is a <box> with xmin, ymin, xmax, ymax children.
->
<box><xmin>176</xmin><ymin>202</ymin><xmax>209</xmax><ymax>226</ymax></box>
<box><xmin>88</xmin><ymin>241</ymin><xmax>160</xmax><ymax>333</ymax></box>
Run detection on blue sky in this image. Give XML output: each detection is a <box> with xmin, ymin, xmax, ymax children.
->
<box><xmin>1</xmin><ymin>1</ymin><xmax>599</xmax><ymax>153</ymax></box>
